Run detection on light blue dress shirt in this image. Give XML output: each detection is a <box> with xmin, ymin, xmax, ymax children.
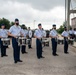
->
<box><xmin>42</xmin><ymin>30</ymin><xmax>46</xmax><ymax>37</ymax></box>
<box><xmin>34</xmin><ymin>29</ymin><xmax>43</xmax><ymax>38</ymax></box>
<box><xmin>49</xmin><ymin>29</ymin><xmax>58</xmax><ymax>37</ymax></box>
<box><xmin>9</xmin><ymin>25</ymin><xmax>22</xmax><ymax>36</ymax></box>
<box><xmin>69</xmin><ymin>30</ymin><xmax>74</xmax><ymax>34</ymax></box>
<box><xmin>21</xmin><ymin>29</ymin><xmax>28</xmax><ymax>38</ymax></box>
<box><xmin>0</xmin><ymin>29</ymin><xmax>8</xmax><ymax>38</ymax></box>
<box><xmin>62</xmin><ymin>31</ymin><xmax>69</xmax><ymax>37</ymax></box>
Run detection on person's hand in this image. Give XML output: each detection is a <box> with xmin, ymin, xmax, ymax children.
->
<box><xmin>38</xmin><ymin>37</ymin><xmax>41</xmax><ymax>40</ymax></box>
<box><xmin>54</xmin><ymin>36</ymin><xmax>57</xmax><ymax>38</ymax></box>
<box><xmin>0</xmin><ymin>36</ymin><xmax>2</xmax><ymax>38</ymax></box>
<box><xmin>43</xmin><ymin>36</ymin><xmax>45</xmax><ymax>38</ymax></box>
<box><xmin>13</xmin><ymin>35</ymin><xmax>18</xmax><ymax>38</ymax></box>
<box><xmin>56</xmin><ymin>36</ymin><xmax>59</xmax><ymax>39</ymax></box>
<box><xmin>21</xmin><ymin>35</ymin><xmax>24</xmax><ymax>37</ymax></box>
<box><xmin>20</xmin><ymin>34</ymin><xmax>24</xmax><ymax>37</ymax></box>
<box><xmin>66</xmin><ymin>37</ymin><xmax>69</xmax><ymax>38</ymax></box>
<box><xmin>57</xmin><ymin>35</ymin><xmax>59</xmax><ymax>38</ymax></box>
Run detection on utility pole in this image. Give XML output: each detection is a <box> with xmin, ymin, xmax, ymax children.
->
<box><xmin>65</xmin><ymin>0</ymin><xmax>66</xmax><ymax>23</ymax></box>
<box><xmin>65</xmin><ymin>0</ymin><xmax>67</xmax><ymax>27</ymax></box>
<box><xmin>67</xmin><ymin>0</ymin><xmax>71</xmax><ymax>30</ymax></box>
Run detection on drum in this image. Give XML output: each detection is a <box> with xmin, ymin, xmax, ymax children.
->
<box><xmin>58</xmin><ymin>39</ymin><xmax>64</xmax><ymax>44</ymax></box>
<box><xmin>18</xmin><ymin>37</ymin><xmax>26</xmax><ymax>46</ymax></box>
<box><xmin>26</xmin><ymin>39</ymin><xmax>31</xmax><ymax>45</ymax></box>
<box><xmin>1</xmin><ymin>38</ymin><xmax>10</xmax><ymax>46</ymax></box>
<box><xmin>42</xmin><ymin>39</ymin><xmax>49</xmax><ymax>46</ymax></box>
<box><xmin>68</xmin><ymin>39</ymin><xmax>74</xmax><ymax>45</ymax></box>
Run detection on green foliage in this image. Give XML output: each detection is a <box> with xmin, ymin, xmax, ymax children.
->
<box><xmin>57</xmin><ymin>25</ymin><xmax>64</xmax><ymax>34</ymax></box>
<box><xmin>63</xmin><ymin>21</ymin><xmax>67</xmax><ymax>27</ymax></box>
<box><xmin>0</xmin><ymin>18</ymin><xmax>11</xmax><ymax>29</ymax></box>
<box><xmin>10</xmin><ymin>22</ymin><xmax>15</xmax><ymax>26</ymax></box>
<box><xmin>57</xmin><ymin>21</ymin><xmax>72</xmax><ymax>34</ymax></box>
<box><xmin>0</xmin><ymin>18</ymin><xmax>28</xmax><ymax>29</ymax></box>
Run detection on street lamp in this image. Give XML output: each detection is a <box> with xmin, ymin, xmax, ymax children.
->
<box><xmin>34</xmin><ymin>20</ymin><xmax>36</xmax><ymax>29</ymax></box>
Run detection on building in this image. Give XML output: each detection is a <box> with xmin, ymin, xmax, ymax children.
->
<box><xmin>71</xmin><ymin>17</ymin><xmax>76</xmax><ymax>29</ymax></box>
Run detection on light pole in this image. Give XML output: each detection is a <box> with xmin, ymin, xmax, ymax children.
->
<box><xmin>67</xmin><ymin>0</ymin><xmax>71</xmax><ymax>30</ymax></box>
<box><xmin>64</xmin><ymin>0</ymin><xmax>67</xmax><ymax>28</ymax></box>
<box><xmin>34</xmin><ymin>20</ymin><xmax>36</xmax><ymax>29</ymax></box>
<box><xmin>65</xmin><ymin>0</ymin><xmax>66</xmax><ymax>23</ymax></box>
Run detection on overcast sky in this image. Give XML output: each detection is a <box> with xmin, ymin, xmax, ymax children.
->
<box><xmin>0</xmin><ymin>0</ymin><xmax>68</xmax><ymax>29</ymax></box>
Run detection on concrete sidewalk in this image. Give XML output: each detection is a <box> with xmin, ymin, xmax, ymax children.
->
<box><xmin>0</xmin><ymin>38</ymin><xmax>76</xmax><ymax>75</ymax></box>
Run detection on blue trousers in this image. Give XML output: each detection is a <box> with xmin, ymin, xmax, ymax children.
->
<box><xmin>12</xmin><ymin>38</ymin><xmax>20</xmax><ymax>62</ymax></box>
<box><xmin>21</xmin><ymin>46</ymin><xmax>26</xmax><ymax>53</ymax></box>
<box><xmin>36</xmin><ymin>39</ymin><xmax>42</xmax><ymax>58</ymax></box>
<box><xmin>28</xmin><ymin>38</ymin><xmax>32</xmax><ymax>48</ymax></box>
<box><xmin>0</xmin><ymin>39</ymin><xmax>6</xmax><ymax>56</ymax></box>
<box><xmin>64</xmin><ymin>39</ymin><xmax>68</xmax><ymax>53</ymax></box>
<box><xmin>51</xmin><ymin>38</ymin><xmax>57</xmax><ymax>55</ymax></box>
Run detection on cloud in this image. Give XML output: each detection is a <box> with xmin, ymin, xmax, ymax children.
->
<box><xmin>0</xmin><ymin>0</ymin><xmax>65</xmax><ymax>29</ymax></box>
<box><xmin>0</xmin><ymin>0</ymin><xmax>64</xmax><ymax>11</ymax></box>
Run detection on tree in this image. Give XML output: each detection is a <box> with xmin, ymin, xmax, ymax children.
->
<box><xmin>63</xmin><ymin>21</ymin><xmax>67</xmax><ymax>27</ymax></box>
<box><xmin>57</xmin><ymin>21</ymin><xmax>72</xmax><ymax>34</ymax></box>
<box><xmin>57</xmin><ymin>25</ymin><xmax>64</xmax><ymax>34</ymax></box>
<box><xmin>0</xmin><ymin>18</ymin><xmax>11</xmax><ymax>29</ymax></box>
<box><xmin>63</xmin><ymin>21</ymin><xmax>71</xmax><ymax>29</ymax></box>
<box><xmin>0</xmin><ymin>18</ymin><xmax>28</xmax><ymax>29</ymax></box>
<box><xmin>10</xmin><ymin>22</ymin><xmax>15</xmax><ymax>26</ymax></box>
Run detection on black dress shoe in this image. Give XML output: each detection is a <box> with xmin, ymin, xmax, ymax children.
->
<box><xmin>14</xmin><ymin>61</ymin><xmax>17</xmax><ymax>64</ymax></box>
<box><xmin>4</xmin><ymin>55</ymin><xmax>8</xmax><ymax>57</ymax></box>
<box><xmin>18</xmin><ymin>60</ymin><xmax>23</xmax><ymax>62</ymax></box>
<box><xmin>22</xmin><ymin>52</ymin><xmax>28</xmax><ymax>54</ymax></box>
<box><xmin>53</xmin><ymin>54</ymin><xmax>55</xmax><ymax>56</ymax></box>
<box><xmin>22</xmin><ymin>53</ymin><xmax>25</xmax><ymax>54</ymax></box>
<box><xmin>64</xmin><ymin>52</ymin><xmax>69</xmax><ymax>54</ymax></box>
<box><xmin>53</xmin><ymin>54</ymin><xmax>58</xmax><ymax>56</ymax></box>
<box><xmin>55</xmin><ymin>54</ymin><xmax>59</xmax><ymax>56</ymax></box>
<box><xmin>29</xmin><ymin>47</ymin><xmax>32</xmax><ymax>49</ymax></box>
<box><xmin>38</xmin><ymin>57</ymin><xmax>40</xmax><ymax>59</ymax></box>
<box><xmin>1</xmin><ymin>55</ymin><xmax>4</xmax><ymax>57</ymax></box>
<box><xmin>41</xmin><ymin>56</ymin><xmax>45</xmax><ymax>58</ymax></box>
<box><xmin>25</xmin><ymin>52</ymin><xmax>28</xmax><ymax>54</ymax></box>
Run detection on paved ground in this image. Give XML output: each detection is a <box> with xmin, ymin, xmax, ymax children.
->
<box><xmin>0</xmin><ymin>38</ymin><xmax>76</xmax><ymax>75</ymax></box>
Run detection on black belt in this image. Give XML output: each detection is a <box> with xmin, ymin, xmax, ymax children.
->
<box><xmin>37</xmin><ymin>38</ymin><xmax>42</xmax><ymax>41</ymax></box>
<box><xmin>64</xmin><ymin>37</ymin><xmax>68</xmax><ymax>39</ymax></box>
